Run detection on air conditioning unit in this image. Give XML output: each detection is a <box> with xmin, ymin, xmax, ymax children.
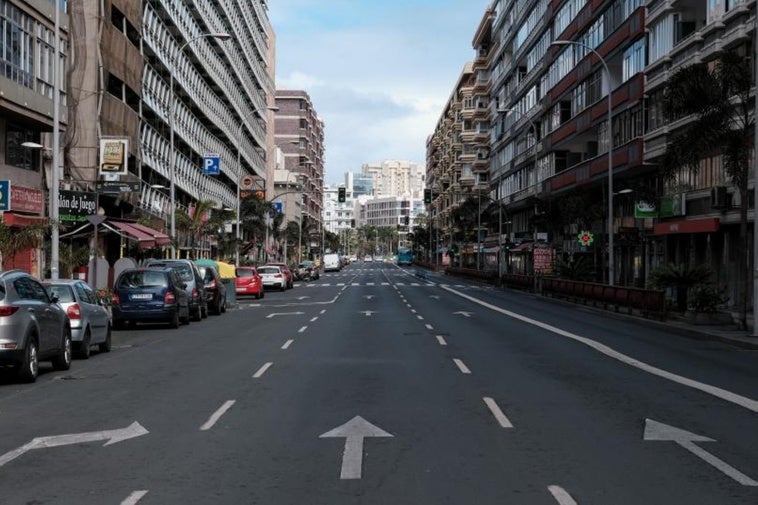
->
<box><xmin>710</xmin><ymin>186</ymin><xmax>729</xmax><ymax>209</ymax></box>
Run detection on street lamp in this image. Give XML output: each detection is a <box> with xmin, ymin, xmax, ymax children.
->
<box><xmin>168</xmin><ymin>32</ymin><xmax>230</xmax><ymax>259</ymax></box>
<box><xmin>550</xmin><ymin>39</ymin><xmax>615</xmax><ymax>285</ymax></box>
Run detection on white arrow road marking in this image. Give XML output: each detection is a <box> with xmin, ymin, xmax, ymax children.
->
<box><xmin>253</xmin><ymin>362</ymin><xmax>273</xmax><ymax>379</ymax></box>
<box><xmin>200</xmin><ymin>400</ymin><xmax>236</xmax><ymax>431</ymax></box>
<box><xmin>319</xmin><ymin>416</ymin><xmax>393</xmax><ymax>479</ymax></box>
<box><xmin>266</xmin><ymin>312</ymin><xmax>304</xmax><ymax>318</ymax></box>
<box><xmin>281</xmin><ymin>339</ymin><xmax>294</xmax><ymax>349</ymax></box>
<box><xmin>483</xmin><ymin>397</ymin><xmax>513</xmax><ymax>428</ymax></box>
<box><xmin>363</xmin><ymin>295</ymin><xmax>375</xmax><ymax>299</ymax></box>
<box><xmin>441</xmin><ymin>285</ymin><xmax>758</xmax><ymax>414</ymax></box>
<box><xmin>436</xmin><ymin>336</ymin><xmax>447</xmax><ymax>346</ymax></box>
<box><xmin>0</xmin><ymin>422</ymin><xmax>148</xmax><ymax>468</ymax></box>
<box><xmin>120</xmin><ymin>490</ymin><xmax>148</xmax><ymax>505</ymax></box>
<box><xmin>453</xmin><ymin>311</ymin><xmax>473</xmax><ymax>317</ymax></box>
<box><xmin>430</xmin><ymin>295</ymin><xmax>440</xmax><ymax>299</ymax></box>
<box><xmin>644</xmin><ymin>419</ymin><xmax>758</xmax><ymax>486</ymax></box>
<box><xmin>453</xmin><ymin>359</ymin><xmax>471</xmax><ymax>374</ymax></box>
<box><xmin>548</xmin><ymin>485</ymin><xmax>578</xmax><ymax>505</ymax></box>
<box><xmin>360</xmin><ymin>311</ymin><xmax>376</xmax><ymax>316</ymax></box>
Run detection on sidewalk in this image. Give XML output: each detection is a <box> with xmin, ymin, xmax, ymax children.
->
<box><xmin>429</xmin><ymin>268</ymin><xmax>758</xmax><ymax>350</ymax></box>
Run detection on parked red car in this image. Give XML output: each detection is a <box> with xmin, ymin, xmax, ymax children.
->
<box><xmin>235</xmin><ymin>266</ymin><xmax>264</xmax><ymax>299</ymax></box>
<box><xmin>264</xmin><ymin>263</ymin><xmax>294</xmax><ymax>289</ymax></box>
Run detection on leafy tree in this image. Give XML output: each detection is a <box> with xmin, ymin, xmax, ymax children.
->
<box><xmin>0</xmin><ymin>220</ymin><xmax>48</xmax><ymax>271</ymax></box>
<box><xmin>661</xmin><ymin>50</ymin><xmax>752</xmax><ymax>328</ymax></box>
<box><xmin>648</xmin><ymin>263</ymin><xmax>713</xmax><ymax>313</ymax></box>
<box><xmin>555</xmin><ymin>255</ymin><xmax>595</xmax><ymax>281</ymax></box>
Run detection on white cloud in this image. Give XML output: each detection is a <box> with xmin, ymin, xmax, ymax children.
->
<box><xmin>269</xmin><ymin>1</ymin><xmax>491</xmax><ymax>184</ymax></box>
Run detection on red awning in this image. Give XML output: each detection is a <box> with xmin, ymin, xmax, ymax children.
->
<box><xmin>653</xmin><ymin>217</ymin><xmax>720</xmax><ymax>236</ymax></box>
<box><xmin>510</xmin><ymin>242</ymin><xmax>533</xmax><ymax>253</ymax></box>
<box><xmin>104</xmin><ymin>220</ymin><xmax>156</xmax><ymax>249</ymax></box>
<box><xmin>2</xmin><ymin>212</ymin><xmax>46</xmax><ymax>227</ymax></box>
<box><xmin>128</xmin><ymin>222</ymin><xmax>170</xmax><ymax>246</ymax></box>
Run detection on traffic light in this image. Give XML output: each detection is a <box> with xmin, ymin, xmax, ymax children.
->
<box><xmin>423</xmin><ymin>188</ymin><xmax>432</xmax><ymax>204</ymax></box>
<box><xmin>338</xmin><ymin>187</ymin><xmax>346</xmax><ymax>203</ymax></box>
<box><xmin>404</xmin><ymin>215</ymin><xmax>410</xmax><ymax>225</ymax></box>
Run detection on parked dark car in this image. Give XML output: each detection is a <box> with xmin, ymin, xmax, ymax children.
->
<box><xmin>145</xmin><ymin>259</ymin><xmax>207</xmax><ymax>320</ymax></box>
<box><xmin>111</xmin><ymin>267</ymin><xmax>191</xmax><ymax>329</ymax></box>
<box><xmin>295</xmin><ymin>260</ymin><xmax>319</xmax><ymax>281</ymax></box>
<box><xmin>197</xmin><ymin>265</ymin><xmax>227</xmax><ymax>315</ymax></box>
<box><xmin>0</xmin><ymin>270</ymin><xmax>72</xmax><ymax>382</ymax></box>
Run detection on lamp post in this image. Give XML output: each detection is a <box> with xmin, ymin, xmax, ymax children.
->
<box><xmin>496</xmin><ymin>107</ymin><xmax>538</xmax><ymax>288</ymax></box>
<box><xmin>168</xmin><ymin>32</ymin><xmax>230</xmax><ymax>259</ymax></box>
<box><xmin>235</xmin><ymin>122</ymin><xmax>244</xmax><ymax>266</ymax></box>
<box><xmin>550</xmin><ymin>39</ymin><xmax>615</xmax><ymax>285</ymax></box>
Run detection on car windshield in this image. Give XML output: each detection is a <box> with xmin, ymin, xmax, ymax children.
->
<box><xmin>45</xmin><ymin>284</ymin><xmax>75</xmax><ymax>303</ymax></box>
<box><xmin>198</xmin><ymin>267</ymin><xmax>215</xmax><ymax>282</ymax></box>
<box><xmin>236</xmin><ymin>269</ymin><xmax>254</xmax><ymax>278</ymax></box>
<box><xmin>118</xmin><ymin>270</ymin><xmax>168</xmax><ymax>288</ymax></box>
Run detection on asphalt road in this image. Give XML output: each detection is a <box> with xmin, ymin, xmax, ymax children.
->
<box><xmin>0</xmin><ymin>262</ymin><xmax>756</xmax><ymax>504</ymax></box>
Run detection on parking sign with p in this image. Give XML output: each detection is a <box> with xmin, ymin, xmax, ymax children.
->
<box><xmin>203</xmin><ymin>153</ymin><xmax>220</xmax><ymax>175</ymax></box>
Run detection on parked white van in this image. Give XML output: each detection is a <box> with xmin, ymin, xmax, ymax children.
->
<box><xmin>323</xmin><ymin>253</ymin><xmax>341</xmax><ymax>272</ymax></box>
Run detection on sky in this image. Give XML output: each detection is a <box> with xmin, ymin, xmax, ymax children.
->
<box><xmin>268</xmin><ymin>0</ymin><xmax>493</xmax><ymax>185</ymax></box>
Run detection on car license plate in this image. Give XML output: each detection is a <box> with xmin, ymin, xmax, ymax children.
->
<box><xmin>131</xmin><ymin>293</ymin><xmax>152</xmax><ymax>300</ymax></box>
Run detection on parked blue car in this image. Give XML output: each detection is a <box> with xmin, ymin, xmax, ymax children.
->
<box><xmin>111</xmin><ymin>267</ymin><xmax>191</xmax><ymax>329</ymax></box>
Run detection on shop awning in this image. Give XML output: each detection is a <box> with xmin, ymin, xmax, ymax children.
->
<box><xmin>103</xmin><ymin>221</ymin><xmax>156</xmax><ymax>249</ymax></box>
<box><xmin>510</xmin><ymin>242</ymin><xmax>533</xmax><ymax>253</ymax></box>
<box><xmin>128</xmin><ymin>222</ymin><xmax>170</xmax><ymax>246</ymax></box>
<box><xmin>653</xmin><ymin>217</ymin><xmax>720</xmax><ymax>236</ymax></box>
<box><xmin>483</xmin><ymin>246</ymin><xmax>500</xmax><ymax>253</ymax></box>
<box><xmin>2</xmin><ymin>212</ymin><xmax>46</xmax><ymax>227</ymax></box>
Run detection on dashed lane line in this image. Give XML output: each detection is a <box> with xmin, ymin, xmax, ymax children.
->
<box><xmin>200</xmin><ymin>400</ymin><xmax>236</xmax><ymax>431</ymax></box>
<box><xmin>120</xmin><ymin>490</ymin><xmax>148</xmax><ymax>505</ymax></box>
<box><xmin>548</xmin><ymin>485</ymin><xmax>579</xmax><ymax>505</ymax></box>
<box><xmin>425</xmin><ymin>324</ymin><xmax>434</xmax><ymax>330</ymax></box>
<box><xmin>483</xmin><ymin>397</ymin><xmax>513</xmax><ymax>428</ymax></box>
<box><xmin>298</xmin><ymin>326</ymin><xmax>308</xmax><ymax>333</ymax></box>
<box><xmin>281</xmin><ymin>339</ymin><xmax>294</xmax><ymax>350</ymax></box>
<box><xmin>436</xmin><ymin>336</ymin><xmax>447</xmax><ymax>346</ymax></box>
<box><xmin>253</xmin><ymin>362</ymin><xmax>273</xmax><ymax>379</ymax></box>
<box><xmin>310</xmin><ymin>317</ymin><xmax>318</xmax><ymax>322</ymax></box>
<box><xmin>453</xmin><ymin>358</ymin><xmax>471</xmax><ymax>374</ymax></box>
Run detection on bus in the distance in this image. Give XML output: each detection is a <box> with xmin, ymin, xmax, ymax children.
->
<box><xmin>396</xmin><ymin>246</ymin><xmax>413</xmax><ymax>266</ymax></box>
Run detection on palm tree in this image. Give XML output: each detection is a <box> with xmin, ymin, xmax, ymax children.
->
<box><xmin>175</xmin><ymin>199</ymin><xmax>223</xmax><ymax>259</ymax></box>
<box><xmin>661</xmin><ymin>50</ymin><xmax>752</xmax><ymax>328</ymax></box>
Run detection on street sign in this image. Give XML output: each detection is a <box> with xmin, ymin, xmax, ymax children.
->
<box><xmin>273</xmin><ymin>201</ymin><xmax>283</xmax><ymax>214</ymax></box>
<box><xmin>240</xmin><ymin>174</ymin><xmax>254</xmax><ymax>189</ymax></box>
<box><xmin>59</xmin><ymin>191</ymin><xmax>98</xmax><ymax>223</ymax></box>
<box><xmin>0</xmin><ymin>180</ymin><xmax>10</xmax><ymax>211</ymax></box>
<box><xmin>203</xmin><ymin>153</ymin><xmax>220</xmax><ymax>175</ymax></box>
<box><xmin>96</xmin><ymin>181</ymin><xmax>140</xmax><ymax>193</ymax></box>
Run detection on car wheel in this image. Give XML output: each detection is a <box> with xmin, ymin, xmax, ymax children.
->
<box><xmin>17</xmin><ymin>337</ymin><xmax>39</xmax><ymax>383</ymax></box>
<box><xmin>202</xmin><ymin>305</ymin><xmax>209</xmax><ymax>319</ymax></box>
<box><xmin>52</xmin><ymin>329</ymin><xmax>72</xmax><ymax>371</ymax></box>
<box><xmin>77</xmin><ymin>328</ymin><xmax>91</xmax><ymax>359</ymax></box>
<box><xmin>181</xmin><ymin>307</ymin><xmax>191</xmax><ymax>325</ymax></box>
<box><xmin>280</xmin><ymin>283</ymin><xmax>286</xmax><ymax>292</ymax></box>
<box><xmin>170</xmin><ymin>311</ymin><xmax>180</xmax><ymax>329</ymax></box>
<box><xmin>99</xmin><ymin>325</ymin><xmax>112</xmax><ymax>353</ymax></box>
<box><xmin>221</xmin><ymin>298</ymin><xmax>226</xmax><ymax>313</ymax></box>
<box><xmin>192</xmin><ymin>306</ymin><xmax>202</xmax><ymax>322</ymax></box>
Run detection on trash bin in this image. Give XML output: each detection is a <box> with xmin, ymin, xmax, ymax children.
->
<box><xmin>222</xmin><ymin>278</ymin><xmax>236</xmax><ymax>308</ymax></box>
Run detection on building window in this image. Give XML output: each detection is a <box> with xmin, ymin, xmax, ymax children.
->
<box><xmin>622</xmin><ymin>38</ymin><xmax>645</xmax><ymax>81</ymax></box>
<box><xmin>648</xmin><ymin>15</ymin><xmax>674</xmax><ymax>63</ymax></box>
<box><xmin>1</xmin><ymin>1</ymin><xmax>35</xmax><ymax>90</ymax></box>
<box><xmin>5</xmin><ymin>125</ymin><xmax>36</xmax><ymax>170</ymax></box>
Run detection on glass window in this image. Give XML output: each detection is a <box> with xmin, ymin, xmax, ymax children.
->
<box><xmin>46</xmin><ymin>284</ymin><xmax>75</xmax><ymax>303</ymax></box>
<box><xmin>622</xmin><ymin>38</ymin><xmax>646</xmax><ymax>81</ymax></box>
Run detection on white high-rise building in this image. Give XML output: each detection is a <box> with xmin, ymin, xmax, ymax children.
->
<box><xmin>361</xmin><ymin>160</ymin><xmax>425</xmax><ymax>199</ymax></box>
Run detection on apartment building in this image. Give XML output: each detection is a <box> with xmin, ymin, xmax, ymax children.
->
<box><xmin>0</xmin><ymin>1</ymin><xmax>68</xmax><ymax>275</ymax></box>
<box><xmin>274</xmin><ymin>90</ymin><xmax>325</xmax><ymax>242</ymax></box>
<box><xmin>323</xmin><ymin>184</ymin><xmax>354</xmax><ymax>234</ymax></box>
<box><xmin>361</xmin><ymin>160</ymin><xmax>426</xmax><ymax>199</ymax></box>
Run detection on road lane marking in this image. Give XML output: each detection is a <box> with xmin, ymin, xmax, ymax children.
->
<box><xmin>320</xmin><ymin>309</ymin><xmax>327</xmax><ymax>314</ymax></box>
<box><xmin>282</xmin><ymin>339</ymin><xmax>294</xmax><ymax>349</ymax></box>
<box><xmin>298</xmin><ymin>326</ymin><xmax>307</xmax><ymax>333</ymax></box>
<box><xmin>253</xmin><ymin>362</ymin><xmax>273</xmax><ymax>378</ymax></box>
<box><xmin>441</xmin><ymin>285</ymin><xmax>758</xmax><ymax>414</ymax></box>
<box><xmin>410</xmin><ymin>309</ymin><xmax>416</xmax><ymax>313</ymax></box>
<box><xmin>453</xmin><ymin>359</ymin><xmax>471</xmax><ymax>374</ymax></box>
<box><xmin>417</xmin><ymin>315</ymin><xmax>424</xmax><ymax>320</ymax></box>
<box><xmin>483</xmin><ymin>397</ymin><xmax>513</xmax><ymax>428</ymax></box>
<box><xmin>548</xmin><ymin>485</ymin><xmax>578</xmax><ymax>505</ymax></box>
<box><xmin>352</xmin><ymin>282</ymin><xmax>360</xmax><ymax>286</ymax></box>
<box><xmin>425</xmin><ymin>324</ymin><xmax>434</xmax><ymax>330</ymax></box>
<box><xmin>367</xmin><ymin>282</ymin><xmax>375</xmax><ymax>286</ymax></box>
<box><xmin>310</xmin><ymin>317</ymin><xmax>318</xmax><ymax>322</ymax></box>
<box><xmin>121</xmin><ymin>491</ymin><xmax>148</xmax><ymax>505</ymax></box>
<box><xmin>436</xmin><ymin>336</ymin><xmax>447</xmax><ymax>346</ymax></box>
<box><xmin>200</xmin><ymin>400</ymin><xmax>236</xmax><ymax>431</ymax></box>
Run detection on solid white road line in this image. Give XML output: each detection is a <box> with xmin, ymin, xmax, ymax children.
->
<box><xmin>253</xmin><ymin>362</ymin><xmax>273</xmax><ymax>378</ymax></box>
<box><xmin>425</xmin><ymin>324</ymin><xmax>434</xmax><ymax>330</ymax></box>
<box><xmin>298</xmin><ymin>326</ymin><xmax>307</xmax><ymax>333</ymax></box>
<box><xmin>310</xmin><ymin>317</ymin><xmax>318</xmax><ymax>322</ymax></box>
<box><xmin>453</xmin><ymin>359</ymin><xmax>471</xmax><ymax>374</ymax></box>
<box><xmin>281</xmin><ymin>339</ymin><xmax>294</xmax><ymax>350</ymax></box>
<box><xmin>200</xmin><ymin>400</ymin><xmax>236</xmax><ymax>431</ymax></box>
<box><xmin>483</xmin><ymin>397</ymin><xmax>513</xmax><ymax>428</ymax></box>
<box><xmin>120</xmin><ymin>490</ymin><xmax>148</xmax><ymax>505</ymax></box>
<box><xmin>548</xmin><ymin>485</ymin><xmax>578</xmax><ymax>505</ymax></box>
<box><xmin>436</xmin><ymin>336</ymin><xmax>447</xmax><ymax>346</ymax></box>
<box><xmin>441</xmin><ymin>285</ymin><xmax>758</xmax><ymax>414</ymax></box>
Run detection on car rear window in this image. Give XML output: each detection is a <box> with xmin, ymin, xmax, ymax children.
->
<box><xmin>198</xmin><ymin>266</ymin><xmax>215</xmax><ymax>282</ymax></box>
<box><xmin>150</xmin><ymin>262</ymin><xmax>194</xmax><ymax>281</ymax></box>
<box><xmin>118</xmin><ymin>270</ymin><xmax>168</xmax><ymax>288</ymax></box>
<box><xmin>236</xmin><ymin>268</ymin><xmax>254</xmax><ymax>278</ymax></box>
<box><xmin>46</xmin><ymin>284</ymin><xmax>75</xmax><ymax>303</ymax></box>
<box><xmin>257</xmin><ymin>267</ymin><xmax>278</xmax><ymax>274</ymax></box>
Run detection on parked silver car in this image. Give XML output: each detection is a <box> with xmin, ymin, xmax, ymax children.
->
<box><xmin>43</xmin><ymin>279</ymin><xmax>111</xmax><ymax>359</ymax></box>
<box><xmin>0</xmin><ymin>270</ymin><xmax>72</xmax><ymax>382</ymax></box>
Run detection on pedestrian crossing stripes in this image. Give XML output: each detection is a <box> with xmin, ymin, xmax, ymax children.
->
<box><xmin>296</xmin><ymin>282</ymin><xmax>484</xmax><ymax>289</ymax></box>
